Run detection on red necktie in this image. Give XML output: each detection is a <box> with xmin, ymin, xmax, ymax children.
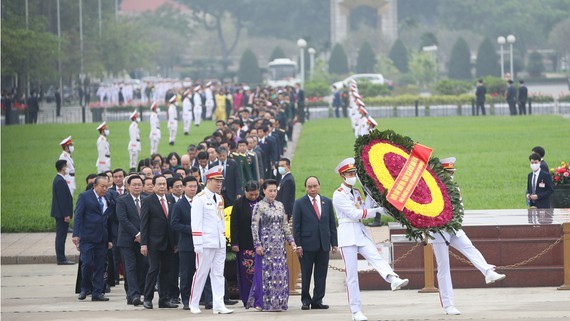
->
<box><xmin>313</xmin><ymin>198</ymin><xmax>320</xmax><ymax>220</ymax></box>
<box><xmin>160</xmin><ymin>197</ymin><xmax>168</xmax><ymax>218</ymax></box>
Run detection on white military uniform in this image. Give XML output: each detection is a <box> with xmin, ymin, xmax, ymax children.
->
<box><xmin>149</xmin><ymin>110</ymin><xmax>161</xmax><ymax>154</ymax></box>
<box><xmin>333</xmin><ymin>183</ymin><xmax>401</xmax><ymax>313</ymax></box>
<box><xmin>128</xmin><ymin>120</ymin><xmax>141</xmax><ymax>169</ymax></box>
<box><xmin>193</xmin><ymin>90</ymin><xmax>203</xmax><ymax>126</ymax></box>
<box><xmin>96</xmin><ymin>134</ymin><xmax>110</xmax><ymax>173</ymax></box>
<box><xmin>182</xmin><ymin>94</ymin><xmax>193</xmax><ymax>134</ymax></box>
<box><xmin>167</xmin><ymin>102</ymin><xmax>178</xmax><ymax>144</ymax></box>
<box><xmin>59</xmin><ymin>150</ymin><xmax>76</xmax><ymax>195</ymax></box>
<box><xmin>190</xmin><ymin>185</ymin><xmax>227</xmax><ymax>311</ymax></box>
<box><xmin>204</xmin><ymin>87</ymin><xmax>214</xmax><ymax>119</ymax></box>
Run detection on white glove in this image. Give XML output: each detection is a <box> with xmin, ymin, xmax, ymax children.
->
<box><xmin>194</xmin><ymin>246</ymin><xmax>203</xmax><ymax>254</ymax></box>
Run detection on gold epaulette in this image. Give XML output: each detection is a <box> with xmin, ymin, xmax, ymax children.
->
<box><xmin>337</xmin><ymin>187</ymin><xmax>343</xmax><ymax>192</ymax></box>
<box><xmin>196</xmin><ymin>191</ymin><xmax>205</xmax><ymax>197</ymax></box>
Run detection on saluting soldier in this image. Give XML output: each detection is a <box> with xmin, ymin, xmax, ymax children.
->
<box><xmin>167</xmin><ymin>94</ymin><xmax>178</xmax><ymax>146</ymax></box>
<box><xmin>149</xmin><ymin>102</ymin><xmax>161</xmax><ymax>155</ymax></box>
<box><xmin>96</xmin><ymin>122</ymin><xmax>111</xmax><ymax>173</ymax></box>
<box><xmin>193</xmin><ymin>85</ymin><xmax>203</xmax><ymax>127</ymax></box>
<box><xmin>128</xmin><ymin>110</ymin><xmax>141</xmax><ymax>172</ymax></box>
<box><xmin>332</xmin><ymin>157</ymin><xmax>408</xmax><ymax>321</ymax></box>
<box><xmin>204</xmin><ymin>81</ymin><xmax>215</xmax><ymax>120</ymax></box>
<box><xmin>189</xmin><ymin>165</ymin><xmax>233</xmax><ymax>315</ymax></box>
<box><xmin>59</xmin><ymin>136</ymin><xmax>76</xmax><ymax>195</ymax></box>
<box><xmin>182</xmin><ymin>89</ymin><xmax>193</xmax><ymax>136</ymax></box>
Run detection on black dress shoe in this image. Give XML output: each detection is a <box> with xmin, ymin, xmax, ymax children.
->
<box><xmin>57</xmin><ymin>260</ymin><xmax>75</xmax><ymax>265</ymax></box>
<box><xmin>224</xmin><ymin>298</ymin><xmax>238</xmax><ymax>305</ymax></box>
<box><xmin>183</xmin><ymin>305</ymin><xmax>190</xmax><ymax>310</ymax></box>
<box><xmin>78</xmin><ymin>292</ymin><xmax>87</xmax><ymax>300</ymax></box>
<box><xmin>143</xmin><ymin>301</ymin><xmax>153</xmax><ymax>309</ymax></box>
<box><xmin>170</xmin><ymin>298</ymin><xmax>181</xmax><ymax>304</ymax></box>
<box><xmin>311</xmin><ymin>303</ymin><xmax>329</xmax><ymax>309</ymax></box>
<box><xmin>105</xmin><ymin>284</ymin><xmax>111</xmax><ymax>293</ymax></box>
<box><xmin>132</xmin><ymin>297</ymin><xmax>142</xmax><ymax>306</ymax></box>
<box><xmin>127</xmin><ymin>299</ymin><xmax>133</xmax><ymax>305</ymax></box>
<box><xmin>159</xmin><ymin>301</ymin><xmax>178</xmax><ymax>308</ymax></box>
<box><xmin>92</xmin><ymin>294</ymin><xmax>109</xmax><ymax>301</ymax></box>
<box><xmin>204</xmin><ymin>303</ymin><xmax>213</xmax><ymax>310</ymax></box>
<box><xmin>301</xmin><ymin>304</ymin><xmax>310</xmax><ymax>310</ymax></box>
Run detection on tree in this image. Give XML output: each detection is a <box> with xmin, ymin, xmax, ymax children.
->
<box><xmin>475</xmin><ymin>37</ymin><xmax>499</xmax><ymax>78</ymax></box>
<box><xmin>238</xmin><ymin>49</ymin><xmax>262</xmax><ymax>84</ymax></box>
<box><xmin>328</xmin><ymin>43</ymin><xmax>349</xmax><ymax>75</ymax></box>
<box><xmin>408</xmin><ymin>51</ymin><xmax>438</xmax><ymax>89</ymax></box>
<box><xmin>549</xmin><ymin>18</ymin><xmax>570</xmax><ymax>61</ymax></box>
<box><xmin>389</xmin><ymin>39</ymin><xmax>409</xmax><ymax>72</ymax></box>
<box><xmin>447</xmin><ymin>37</ymin><xmax>471</xmax><ymax>80</ymax></box>
<box><xmin>527</xmin><ymin>51</ymin><xmax>545</xmax><ymax>77</ymax></box>
<box><xmin>419</xmin><ymin>32</ymin><xmax>438</xmax><ymax>49</ymax></box>
<box><xmin>269</xmin><ymin>46</ymin><xmax>287</xmax><ymax>61</ymax></box>
<box><xmin>355</xmin><ymin>42</ymin><xmax>376</xmax><ymax>73</ymax></box>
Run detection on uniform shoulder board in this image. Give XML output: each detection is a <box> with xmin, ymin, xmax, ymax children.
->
<box><xmin>336</xmin><ymin>187</ymin><xmax>343</xmax><ymax>192</ymax></box>
<box><xmin>278</xmin><ymin>128</ymin><xmax>285</xmax><ymax>132</ymax></box>
<box><xmin>231</xmin><ymin>152</ymin><xmax>239</xmax><ymax>156</ymax></box>
<box><xmin>247</xmin><ymin>151</ymin><xmax>256</xmax><ymax>156</ymax></box>
<box><xmin>197</xmin><ymin>191</ymin><xmax>205</xmax><ymax>197</ymax></box>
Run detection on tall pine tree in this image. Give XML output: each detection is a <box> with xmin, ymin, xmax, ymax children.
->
<box><xmin>389</xmin><ymin>39</ymin><xmax>409</xmax><ymax>73</ymax></box>
<box><xmin>475</xmin><ymin>37</ymin><xmax>500</xmax><ymax>78</ymax></box>
<box><xmin>269</xmin><ymin>46</ymin><xmax>287</xmax><ymax>61</ymax></box>
<box><xmin>448</xmin><ymin>37</ymin><xmax>471</xmax><ymax>80</ymax></box>
<box><xmin>238</xmin><ymin>49</ymin><xmax>262</xmax><ymax>84</ymax></box>
<box><xmin>328</xmin><ymin>43</ymin><xmax>349</xmax><ymax>74</ymax></box>
<box><xmin>356</xmin><ymin>41</ymin><xmax>377</xmax><ymax>73</ymax></box>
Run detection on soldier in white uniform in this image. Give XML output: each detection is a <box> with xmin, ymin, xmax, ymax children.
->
<box><xmin>429</xmin><ymin>157</ymin><xmax>506</xmax><ymax>315</ymax></box>
<box><xmin>128</xmin><ymin>110</ymin><xmax>141</xmax><ymax>171</ymax></box>
<box><xmin>332</xmin><ymin>158</ymin><xmax>409</xmax><ymax>321</ymax></box>
<box><xmin>167</xmin><ymin>94</ymin><xmax>178</xmax><ymax>146</ymax></box>
<box><xmin>96</xmin><ymin>122</ymin><xmax>111</xmax><ymax>173</ymax></box>
<box><xmin>189</xmin><ymin>165</ymin><xmax>233</xmax><ymax>315</ymax></box>
<box><xmin>149</xmin><ymin>102</ymin><xmax>161</xmax><ymax>155</ymax></box>
<box><xmin>193</xmin><ymin>85</ymin><xmax>203</xmax><ymax>127</ymax></box>
<box><xmin>204</xmin><ymin>81</ymin><xmax>215</xmax><ymax>120</ymax></box>
<box><xmin>182</xmin><ymin>89</ymin><xmax>193</xmax><ymax>136</ymax></box>
<box><xmin>59</xmin><ymin>136</ymin><xmax>76</xmax><ymax>195</ymax></box>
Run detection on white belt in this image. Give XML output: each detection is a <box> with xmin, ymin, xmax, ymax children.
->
<box><xmin>338</xmin><ymin>218</ymin><xmax>361</xmax><ymax>224</ymax></box>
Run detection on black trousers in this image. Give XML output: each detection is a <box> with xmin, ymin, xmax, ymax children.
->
<box><xmin>179</xmin><ymin>251</ymin><xmax>197</xmax><ymax>306</ymax></box>
<box><xmin>518</xmin><ymin>101</ymin><xmax>527</xmax><ymax>115</ymax></box>
<box><xmin>54</xmin><ymin>217</ymin><xmax>69</xmax><ymax>262</ymax></box>
<box><xmin>120</xmin><ymin>243</ymin><xmax>148</xmax><ymax>301</ymax></box>
<box><xmin>476</xmin><ymin>101</ymin><xmax>486</xmax><ymax>115</ymax></box>
<box><xmin>508</xmin><ymin>101</ymin><xmax>517</xmax><ymax>115</ymax></box>
<box><xmin>299</xmin><ymin>250</ymin><xmax>329</xmax><ymax>305</ymax></box>
<box><xmin>144</xmin><ymin>247</ymin><xmax>176</xmax><ymax>303</ymax></box>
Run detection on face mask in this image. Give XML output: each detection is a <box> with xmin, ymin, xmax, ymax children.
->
<box><xmin>103</xmin><ymin>129</ymin><xmax>110</xmax><ymax>136</ymax></box>
<box><xmin>136</xmin><ymin>117</ymin><xmax>141</xmax><ymax>122</ymax></box>
<box><xmin>278</xmin><ymin>167</ymin><xmax>286</xmax><ymax>175</ymax></box>
<box><xmin>530</xmin><ymin>163</ymin><xmax>540</xmax><ymax>172</ymax></box>
<box><xmin>344</xmin><ymin>176</ymin><xmax>357</xmax><ymax>186</ymax></box>
<box><xmin>69</xmin><ymin>146</ymin><xmax>75</xmax><ymax>153</ymax></box>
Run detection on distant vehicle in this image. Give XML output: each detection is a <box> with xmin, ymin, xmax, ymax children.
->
<box><xmin>332</xmin><ymin>73</ymin><xmax>386</xmax><ymax>90</ymax></box>
<box><xmin>45</xmin><ymin>86</ymin><xmax>56</xmax><ymax>103</ymax></box>
<box><xmin>267</xmin><ymin>58</ymin><xmax>301</xmax><ymax>88</ymax></box>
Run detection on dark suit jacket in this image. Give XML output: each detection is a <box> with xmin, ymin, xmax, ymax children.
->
<box><xmin>526</xmin><ymin>170</ymin><xmax>554</xmax><ymax>208</ymax></box>
<box><xmin>475</xmin><ymin>85</ymin><xmax>486</xmax><ymax>103</ymax></box>
<box><xmin>51</xmin><ymin>174</ymin><xmax>73</xmax><ymax>219</ymax></box>
<box><xmin>116</xmin><ymin>194</ymin><xmax>145</xmax><ymax>248</ymax></box>
<box><xmin>170</xmin><ymin>196</ymin><xmax>194</xmax><ymax>252</ymax></box>
<box><xmin>518</xmin><ymin>85</ymin><xmax>528</xmax><ymax>102</ymax></box>
<box><xmin>293</xmin><ymin>195</ymin><xmax>338</xmax><ymax>252</ymax></box>
<box><xmin>72</xmin><ymin>190</ymin><xmax>113</xmax><ymax>244</ymax></box>
<box><xmin>140</xmin><ymin>193</ymin><xmax>175</xmax><ymax>251</ymax></box>
<box><xmin>209</xmin><ymin>159</ymin><xmax>243</xmax><ymax>204</ymax></box>
<box><xmin>106</xmin><ymin>189</ymin><xmax>120</xmax><ymax>242</ymax></box>
<box><xmin>506</xmin><ymin>85</ymin><xmax>516</xmax><ymax>103</ymax></box>
<box><xmin>276</xmin><ymin>173</ymin><xmax>295</xmax><ymax>218</ymax></box>
<box><xmin>230</xmin><ymin>195</ymin><xmax>262</xmax><ymax>250</ymax></box>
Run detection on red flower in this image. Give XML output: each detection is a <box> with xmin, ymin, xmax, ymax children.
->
<box><xmin>557</xmin><ymin>167</ymin><xmax>566</xmax><ymax>174</ymax></box>
<box><xmin>555</xmin><ymin>176</ymin><xmax>560</xmax><ymax>181</ymax></box>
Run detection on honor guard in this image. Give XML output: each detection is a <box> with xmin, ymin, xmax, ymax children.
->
<box><xmin>332</xmin><ymin>158</ymin><xmax>408</xmax><ymax>321</ymax></box>
<box><xmin>429</xmin><ymin>157</ymin><xmax>505</xmax><ymax>315</ymax></box>
<box><xmin>355</xmin><ymin>105</ymin><xmax>368</xmax><ymax>137</ymax></box>
<box><xmin>149</xmin><ymin>101</ymin><xmax>161</xmax><ymax>155</ymax></box>
<box><xmin>193</xmin><ymin>85</ymin><xmax>203</xmax><ymax>127</ymax></box>
<box><xmin>167</xmin><ymin>94</ymin><xmax>178</xmax><ymax>146</ymax></box>
<box><xmin>182</xmin><ymin>89</ymin><xmax>193</xmax><ymax>136</ymax></box>
<box><xmin>128</xmin><ymin>110</ymin><xmax>141</xmax><ymax>171</ymax></box>
<box><xmin>59</xmin><ymin>136</ymin><xmax>76</xmax><ymax>195</ymax></box>
<box><xmin>96</xmin><ymin>122</ymin><xmax>111</xmax><ymax>173</ymax></box>
<box><xmin>204</xmin><ymin>81</ymin><xmax>215</xmax><ymax>120</ymax></box>
<box><xmin>189</xmin><ymin>165</ymin><xmax>234</xmax><ymax>314</ymax></box>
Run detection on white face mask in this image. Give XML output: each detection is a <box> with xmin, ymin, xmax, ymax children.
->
<box><xmin>68</xmin><ymin>145</ymin><xmax>75</xmax><ymax>153</ymax></box>
<box><xmin>344</xmin><ymin>176</ymin><xmax>357</xmax><ymax>186</ymax></box>
<box><xmin>278</xmin><ymin>167</ymin><xmax>286</xmax><ymax>175</ymax></box>
<box><xmin>530</xmin><ymin>163</ymin><xmax>540</xmax><ymax>172</ymax></box>
<box><xmin>104</xmin><ymin>129</ymin><xmax>110</xmax><ymax>136</ymax></box>
<box><xmin>136</xmin><ymin>117</ymin><xmax>141</xmax><ymax>122</ymax></box>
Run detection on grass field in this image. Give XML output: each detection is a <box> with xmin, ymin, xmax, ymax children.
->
<box><xmin>1</xmin><ymin>115</ymin><xmax>568</xmax><ymax>232</ymax></box>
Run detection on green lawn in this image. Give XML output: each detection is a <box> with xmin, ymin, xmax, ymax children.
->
<box><xmin>1</xmin><ymin>115</ymin><xmax>568</xmax><ymax>232</ymax></box>
<box><xmin>291</xmin><ymin>116</ymin><xmax>569</xmax><ymax>211</ymax></box>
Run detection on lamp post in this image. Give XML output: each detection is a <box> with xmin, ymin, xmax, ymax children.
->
<box><xmin>497</xmin><ymin>36</ymin><xmax>506</xmax><ymax>78</ymax></box>
<box><xmin>308</xmin><ymin>47</ymin><xmax>316</xmax><ymax>80</ymax></box>
<box><xmin>297</xmin><ymin>38</ymin><xmax>307</xmax><ymax>85</ymax></box>
<box><xmin>507</xmin><ymin>34</ymin><xmax>516</xmax><ymax>78</ymax></box>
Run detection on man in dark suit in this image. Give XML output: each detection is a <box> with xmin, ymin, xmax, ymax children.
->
<box><xmin>526</xmin><ymin>153</ymin><xmax>554</xmax><ymax>208</ymax></box>
<box><xmin>475</xmin><ymin>79</ymin><xmax>486</xmax><ymax>116</ymax></box>
<box><xmin>257</xmin><ymin>125</ymin><xmax>279</xmax><ymax>179</ymax></box>
<box><xmin>295</xmin><ymin>82</ymin><xmax>305</xmax><ymax>123</ymax></box>
<box><xmin>506</xmin><ymin>80</ymin><xmax>517</xmax><ymax>116</ymax></box>
<box><xmin>140</xmin><ymin>175</ymin><xmax>178</xmax><ymax>309</ymax></box>
<box><xmin>109</xmin><ymin>168</ymin><xmax>126</xmax><ymax>285</ymax></box>
<box><xmin>51</xmin><ymin>160</ymin><xmax>75</xmax><ymax>265</ymax></box>
<box><xmin>211</xmin><ymin>146</ymin><xmax>243</xmax><ymax>207</ymax></box>
<box><xmin>170</xmin><ymin>176</ymin><xmax>199</xmax><ymax>310</ymax></box>
<box><xmin>72</xmin><ymin>175</ymin><xmax>114</xmax><ymax>301</ymax></box>
<box><xmin>116</xmin><ymin>175</ymin><xmax>148</xmax><ymax>306</ymax></box>
<box><xmin>517</xmin><ymin>80</ymin><xmax>528</xmax><ymax>115</ymax></box>
<box><xmin>27</xmin><ymin>91</ymin><xmax>39</xmax><ymax>124</ymax></box>
<box><xmin>293</xmin><ymin>176</ymin><xmax>338</xmax><ymax>310</ymax></box>
<box><xmin>276</xmin><ymin>158</ymin><xmax>295</xmax><ymax>220</ymax></box>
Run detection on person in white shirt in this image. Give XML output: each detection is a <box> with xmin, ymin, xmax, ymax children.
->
<box><xmin>167</xmin><ymin>94</ymin><xmax>178</xmax><ymax>146</ymax></box>
<box><xmin>59</xmin><ymin>136</ymin><xmax>76</xmax><ymax>195</ymax></box>
<box><xmin>149</xmin><ymin>102</ymin><xmax>161</xmax><ymax>155</ymax></box>
<box><xmin>204</xmin><ymin>81</ymin><xmax>215</xmax><ymax>120</ymax></box>
<box><xmin>96</xmin><ymin>122</ymin><xmax>111</xmax><ymax>173</ymax></box>
<box><xmin>193</xmin><ymin>85</ymin><xmax>203</xmax><ymax>127</ymax></box>
<box><xmin>128</xmin><ymin>111</ymin><xmax>141</xmax><ymax>171</ymax></box>
<box><xmin>182</xmin><ymin>89</ymin><xmax>193</xmax><ymax>136</ymax></box>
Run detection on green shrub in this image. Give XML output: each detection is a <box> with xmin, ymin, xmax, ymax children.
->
<box><xmin>435</xmin><ymin>79</ymin><xmax>473</xmax><ymax>95</ymax></box>
<box><xmin>357</xmin><ymin>81</ymin><xmax>391</xmax><ymax>97</ymax></box>
<box><xmin>238</xmin><ymin>49</ymin><xmax>262</xmax><ymax>85</ymax></box>
<box><xmin>476</xmin><ymin>37</ymin><xmax>500</xmax><ymax>78</ymax></box>
<box><xmin>482</xmin><ymin>76</ymin><xmax>507</xmax><ymax>95</ymax></box>
<box><xmin>448</xmin><ymin>37</ymin><xmax>472</xmax><ymax>80</ymax></box>
<box><xmin>356</xmin><ymin>41</ymin><xmax>377</xmax><ymax>73</ymax></box>
<box><xmin>527</xmin><ymin>51</ymin><xmax>545</xmax><ymax>78</ymax></box>
<box><xmin>389</xmin><ymin>39</ymin><xmax>409</xmax><ymax>73</ymax></box>
<box><xmin>304</xmin><ymin>79</ymin><xmax>331</xmax><ymax>98</ymax></box>
<box><xmin>559</xmin><ymin>95</ymin><xmax>570</xmax><ymax>102</ymax></box>
<box><xmin>328</xmin><ymin>43</ymin><xmax>349</xmax><ymax>75</ymax></box>
<box><xmin>269</xmin><ymin>46</ymin><xmax>287</xmax><ymax>61</ymax></box>
<box><xmin>528</xmin><ymin>95</ymin><xmax>554</xmax><ymax>103</ymax></box>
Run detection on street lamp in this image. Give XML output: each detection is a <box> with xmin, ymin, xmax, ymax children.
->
<box><xmin>507</xmin><ymin>35</ymin><xmax>516</xmax><ymax>79</ymax></box>
<box><xmin>497</xmin><ymin>36</ymin><xmax>506</xmax><ymax>78</ymax></box>
<box><xmin>308</xmin><ymin>47</ymin><xmax>316</xmax><ymax>80</ymax></box>
<box><xmin>297</xmin><ymin>38</ymin><xmax>307</xmax><ymax>85</ymax></box>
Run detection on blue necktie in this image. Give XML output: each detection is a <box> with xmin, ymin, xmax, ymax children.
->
<box><xmin>98</xmin><ymin>196</ymin><xmax>104</xmax><ymax>212</ymax></box>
